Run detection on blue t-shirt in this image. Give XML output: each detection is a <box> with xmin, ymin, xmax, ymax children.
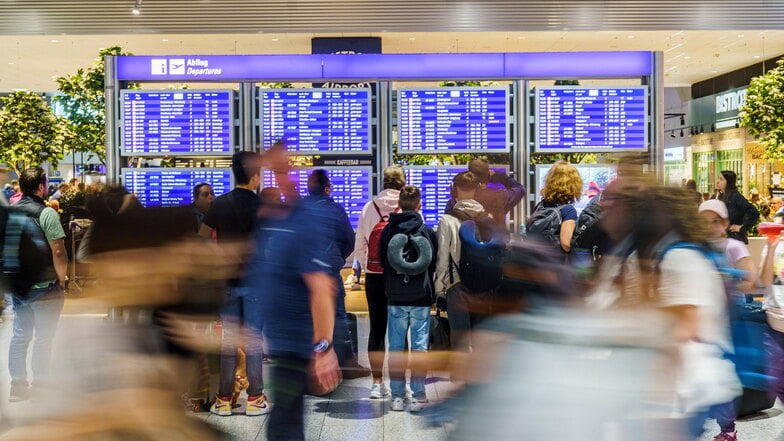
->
<box><xmin>246</xmin><ymin>201</ymin><xmax>335</xmax><ymax>358</ymax></box>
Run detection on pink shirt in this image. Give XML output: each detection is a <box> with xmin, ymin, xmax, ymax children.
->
<box><xmin>721</xmin><ymin>238</ymin><xmax>751</xmax><ymax>267</ymax></box>
<box><xmin>9</xmin><ymin>192</ymin><xmax>22</xmax><ymax>205</ymax></box>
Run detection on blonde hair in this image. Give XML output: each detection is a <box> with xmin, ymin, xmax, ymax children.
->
<box><xmin>382</xmin><ymin>166</ymin><xmax>406</xmax><ymax>190</ymax></box>
<box><xmin>541</xmin><ymin>161</ymin><xmax>582</xmax><ymax>204</ymax></box>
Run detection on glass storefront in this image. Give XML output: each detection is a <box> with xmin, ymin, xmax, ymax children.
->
<box><xmin>692</xmin><ymin>151</ymin><xmax>715</xmax><ymax>193</ymax></box>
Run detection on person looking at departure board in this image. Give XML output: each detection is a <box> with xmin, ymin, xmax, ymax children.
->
<box><xmin>445</xmin><ymin>158</ymin><xmax>525</xmax><ymax>227</ymax></box>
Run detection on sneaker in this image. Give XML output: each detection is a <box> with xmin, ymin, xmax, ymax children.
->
<box><xmin>344</xmin><ymin>274</ymin><xmax>361</xmax><ymax>290</ymax></box>
<box><xmin>713</xmin><ymin>432</ymin><xmax>737</xmax><ymax>441</ymax></box>
<box><xmin>8</xmin><ymin>384</ymin><xmax>29</xmax><ymax>403</ymax></box>
<box><xmin>246</xmin><ymin>393</ymin><xmax>272</xmax><ymax>416</ymax></box>
<box><xmin>342</xmin><ymin>359</ymin><xmax>371</xmax><ymax>379</ymax></box>
<box><xmin>408</xmin><ymin>397</ymin><xmax>429</xmax><ymax>413</ymax></box>
<box><xmin>210</xmin><ymin>395</ymin><xmax>233</xmax><ymax>416</ymax></box>
<box><xmin>390</xmin><ymin>397</ymin><xmax>406</xmax><ymax>411</ymax></box>
<box><xmin>369</xmin><ymin>382</ymin><xmax>390</xmax><ymax>399</ymax></box>
<box><xmin>405</xmin><ymin>385</ymin><xmax>413</xmax><ymax>399</ymax></box>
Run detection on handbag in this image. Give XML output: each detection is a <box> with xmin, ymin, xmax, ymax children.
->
<box><xmin>429</xmin><ymin>307</ymin><xmax>451</xmax><ymax>350</ymax></box>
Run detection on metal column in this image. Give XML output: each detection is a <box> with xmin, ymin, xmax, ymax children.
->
<box><xmin>104</xmin><ymin>55</ymin><xmax>119</xmax><ymax>182</ymax></box>
<box><xmin>650</xmin><ymin>51</ymin><xmax>665</xmax><ymax>180</ymax></box>
<box><xmin>239</xmin><ymin>82</ymin><xmax>255</xmax><ymax>151</ymax></box>
<box><xmin>376</xmin><ymin>82</ymin><xmax>393</xmax><ymax>192</ymax></box>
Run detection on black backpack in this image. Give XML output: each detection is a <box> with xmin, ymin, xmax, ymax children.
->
<box><xmin>524</xmin><ymin>202</ymin><xmax>563</xmax><ymax>247</ymax></box>
<box><xmin>571</xmin><ymin>194</ymin><xmax>604</xmax><ymax>251</ymax></box>
<box><xmin>0</xmin><ymin>200</ymin><xmax>55</xmax><ymax>298</ymax></box>
<box><xmin>457</xmin><ymin>218</ymin><xmax>508</xmax><ymax>293</ymax></box>
<box><xmin>385</xmin><ymin>225</ymin><xmax>434</xmax><ymax>303</ymax></box>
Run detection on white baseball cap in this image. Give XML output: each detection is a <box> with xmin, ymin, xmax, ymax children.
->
<box><xmin>699</xmin><ymin>199</ymin><xmax>729</xmax><ymax>220</ymax></box>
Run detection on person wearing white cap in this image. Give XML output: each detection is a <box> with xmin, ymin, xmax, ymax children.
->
<box><xmin>699</xmin><ymin>199</ymin><xmax>757</xmax><ymax>293</ymax></box>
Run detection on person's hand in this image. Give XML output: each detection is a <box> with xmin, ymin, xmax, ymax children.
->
<box><xmin>729</xmin><ymin>224</ymin><xmax>742</xmax><ymax>233</ymax></box>
<box><xmin>309</xmin><ymin>348</ymin><xmax>341</xmax><ymax>395</ymax></box>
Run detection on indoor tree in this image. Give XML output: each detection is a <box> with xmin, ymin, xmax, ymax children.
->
<box><xmin>54</xmin><ymin>46</ymin><xmax>137</xmax><ymax>164</ymax></box>
<box><xmin>740</xmin><ymin>58</ymin><xmax>784</xmax><ymax>160</ymax></box>
<box><xmin>0</xmin><ymin>91</ymin><xmax>74</xmax><ymax>175</ymax></box>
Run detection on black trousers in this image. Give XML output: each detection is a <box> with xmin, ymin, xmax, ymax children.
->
<box><xmin>268</xmin><ymin>353</ymin><xmax>310</xmax><ymax>441</ymax></box>
<box><xmin>364</xmin><ymin>273</ymin><xmax>387</xmax><ymax>380</ymax></box>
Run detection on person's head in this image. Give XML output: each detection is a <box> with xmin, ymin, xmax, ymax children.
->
<box><xmin>192</xmin><ymin>183</ymin><xmax>215</xmax><ymax>214</ymax></box>
<box><xmin>11</xmin><ymin>179</ymin><xmax>19</xmax><ymax>192</ymax></box>
<box><xmin>634</xmin><ymin>186</ymin><xmax>708</xmax><ymax>257</ymax></box>
<box><xmin>232</xmin><ymin>151</ymin><xmax>262</xmax><ymax>190</ymax></box>
<box><xmin>398</xmin><ymin>185</ymin><xmax>421</xmax><ymax>212</ymax></box>
<box><xmin>19</xmin><ymin>167</ymin><xmax>48</xmax><ymax>198</ymax></box>
<box><xmin>86</xmin><ymin>184</ymin><xmax>141</xmax><ymax>221</ymax></box>
<box><xmin>541</xmin><ymin>161</ymin><xmax>583</xmax><ymax>205</ymax></box>
<box><xmin>468</xmin><ymin>158</ymin><xmax>491</xmax><ymax>183</ymax></box>
<box><xmin>307</xmin><ymin>169</ymin><xmax>332</xmax><ymax>196</ymax></box>
<box><xmin>264</xmin><ymin>141</ymin><xmax>290</xmax><ymax>174</ymax></box>
<box><xmin>452</xmin><ymin>171</ymin><xmax>479</xmax><ymax>200</ymax></box>
<box><xmin>685</xmin><ymin>179</ymin><xmax>697</xmax><ymax>191</ymax></box>
<box><xmin>717</xmin><ymin>170</ymin><xmax>738</xmax><ymax>193</ymax></box>
<box><xmin>58</xmin><ymin>183</ymin><xmax>69</xmax><ymax>192</ymax></box>
<box><xmin>600</xmin><ymin>180</ymin><xmax>638</xmax><ymax>243</ymax></box>
<box><xmin>69</xmin><ymin>178</ymin><xmax>79</xmax><ymax>188</ymax></box>
<box><xmin>382</xmin><ymin>166</ymin><xmax>406</xmax><ymax>191</ymax></box>
<box><xmin>771</xmin><ymin>197</ymin><xmax>783</xmax><ymax>213</ymax></box>
<box><xmin>702</xmin><ymin>192</ymin><xmax>710</xmax><ymax>201</ymax></box>
<box><xmin>699</xmin><ymin>199</ymin><xmax>730</xmax><ymax>240</ymax></box>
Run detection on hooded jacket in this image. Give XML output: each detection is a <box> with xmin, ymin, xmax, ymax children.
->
<box><xmin>434</xmin><ymin>199</ymin><xmax>486</xmax><ymax>297</ymax></box>
<box><xmin>353</xmin><ymin>188</ymin><xmax>400</xmax><ymax>273</ymax></box>
<box><xmin>380</xmin><ymin>211</ymin><xmax>438</xmax><ymax>306</ymax></box>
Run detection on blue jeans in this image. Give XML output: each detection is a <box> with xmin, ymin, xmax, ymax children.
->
<box><xmin>218</xmin><ymin>287</ymin><xmax>265</xmax><ymax>397</ymax></box>
<box><xmin>387</xmin><ymin>305</ymin><xmax>430</xmax><ymax>399</ymax></box>
<box><xmin>9</xmin><ymin>284</ymin><xmax>65</xmax><ymax>386</ymax></box>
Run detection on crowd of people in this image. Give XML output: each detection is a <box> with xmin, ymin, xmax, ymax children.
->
<box><xmin>4</xmin><ymin>152</ymin><xmax>784</xmax><ymax>441</ymax></box>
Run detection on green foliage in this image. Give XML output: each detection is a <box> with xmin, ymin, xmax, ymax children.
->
<box><xmin>740</xmin><ymin>58</ymin><xmax>784</xmax><ymax>160</ymax></box>
<box><xmin>0</xmin><ymin>91</ymin><xmax>74</xmax><ymax>175</ymax></box>
<box><xmin>54</xmin><ymin>46</ymin><xmax>138</xmax><ymax>164</ymax></box>
<box><xmin>260</xmin><ymin>82</ymin><xmax>294</xmax><ymax>88</ymax></box>
<box><xmin>58</xmin><ymin>188</ymin><xmax>85</xmax><ymax>210</ymax></box>
<box><xmin>530</xmin><ymin>153</ymin><xmax>597</xmax><ymax>165</ymax></box>
<box><xmin>439</xmin><ymin>80</ymin><xmax>500</xmax><ymax>87</ymax></box>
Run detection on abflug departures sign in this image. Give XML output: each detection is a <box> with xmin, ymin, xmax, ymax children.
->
<box><xmin>261</xmin><ymin>167</ymin><xmax>372</xmax><ymax>229</ymax></box>
<box><xmin>121</xmin><ymin>90</ymin><xmax>234</xmax><ymax>156</ymax></box>
<box><xmin>397</xmin><ymin>88</ymin><xmax>509</xmax><ymax>154</ymax></box>
<box><xmin>535</xmin><ymin>86</ymin><xmax>648</xmax><ymax>153</ymax></box>
<box><xmin>121</xmin><ymin>168</ymin><xmax>232</xmax><ymax>207</ymax></box>
<box><xmin>259</xmin><ymin>88</ymin><xmax>371</xmax><ymax>154</ymax></box>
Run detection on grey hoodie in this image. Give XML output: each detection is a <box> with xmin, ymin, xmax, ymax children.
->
<box><xmin>434</xmin><ymin>199</ymin><xmax>485</xmax><ymax>296</ymax></box>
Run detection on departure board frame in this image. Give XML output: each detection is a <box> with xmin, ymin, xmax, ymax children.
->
<box><xmin>260</xmin><ymin>166</ymin><xmax>373</xmax><ymax>229</ymax></box>
<box><xmin>533</xmin><ymin>86</ymin><xmax>648</xmax><ymax>154</ymax></box>
<box><xmin>121</xmin><ymin>167</ymin><xmax>234</xmax><ymax>207</ymax></box>
<box><xmin>403</xmin><ymin>164</ymin><xmax>508</xmax><ymax>229</ymax></box>
<box><xmin>120</xmin><ymin>89</ymin><xmax>236</xmax><ymax>157</ymax></box>
<box><xmin>259</xmin><ymin>88</ymin><xmax>373</xmax><ymax>155</ymax></box>
<box><xmin>396</xmin><ymin>86</ymin><xmax>510</xmax><ymax>154</ymax></box>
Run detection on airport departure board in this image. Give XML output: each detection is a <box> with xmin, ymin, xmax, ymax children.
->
<box><xmin>121</xmin><ymin>90</ymin><xmax>234</xmax><ymax>156</ymax></box>
<box><xmin>261</xmin><ymin>167</ymin><xmax>372</xmax><ymax>229</ymax></box>
<box><xmin>260</xmin><ymin>89</ymin><xmax>371</xmax><ymax>154</ymax></box>
<box><xmin>397</xmin><ymin>88</ymin><xmax>509</xmax><ymax>153</ymax></box>
<box><xmin>121</xmin><ymin>168</ymin><xmax>232</xmax><ymax>207</ymax></box>
<box><xmin>535</xmin><ymin>86</ymin><xmax>647</xmax><ymax>153</ymax></box>
<box><xmin>404</xmin><ymin>166</ymin><xmax>507</xmax><ymax>228</ymax></box>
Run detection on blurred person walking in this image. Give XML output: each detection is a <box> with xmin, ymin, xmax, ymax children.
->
<box><xmin>6</xmin><ymin>167</ymin><xmax>69</xmax><ymax>402</ymax></box>
<box><xmin>353</xmin><ymin>165</ymin><xmax>405</xmax><ymax>398</ymax></box>
<box><xmin>304</xmin><ymin>170</ymin><xmax>369</xmax><ymax>378</ymax></box>
<box><xmin>717</xmin><ymin>170</ymin><xmax>759</xmax><ymax>244</ymax></box>
<box><xmin>525</xmin><ymin>160</ymin><xmax>582</xmax><ymax>254</ymax></box>
<box><xmin>380</xmin><ymin>186</ymin><xmax>437</xmax><ymax>412</ymax></box>
<box><xmin>199</xmin><ymin>151</ymin><xmax>270</xmax><ymax>416</ymax></box>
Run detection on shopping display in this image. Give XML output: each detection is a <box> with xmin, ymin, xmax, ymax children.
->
<box><xmin>121</xmin><ymin>168</ymin><xmax>232</xmax><ymax>207</ymax></box>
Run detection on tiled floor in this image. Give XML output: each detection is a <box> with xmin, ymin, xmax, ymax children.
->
<box><xmin>2</xmin><ymin>309</ymin><xmax>784</xmax><ymax>440</ymax></box>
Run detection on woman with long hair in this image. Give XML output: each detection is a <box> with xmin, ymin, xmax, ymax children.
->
<box><xmin>717</xmin><ymin>170</ymin><xmax>759</xmax><ymax>244</ymax></box>
<box><xmin>529</xmin><ymin>160</ymin><xmax>582</xmax><ymax>253</ymax></box>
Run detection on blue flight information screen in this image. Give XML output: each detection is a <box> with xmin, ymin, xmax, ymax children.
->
<box><xmin>535</xmin><ymin>87</ymin><xmax>647</xmax><ymax>153</ymax></box>
<box><xmin>260</xmin><ymin>89</ymin><xmax>371</xmax><ymax>154</ymax></box>
<box><xmin>262</xmin><ymin>167</ymin><xmax>372</xmax><ymax>229</ymax></box>
<box><xmin>122</xmin><ymin>168</ymin><xmax>232</xmax><ymax>207</ymax></box>
<box><xmin>398</xmin><ymin>88</ymin><xmax>509</xmax><ymax>153</ymax></box>
<box><xmin>121</xmin><ymin>90</ymin><xmax>234</xmax><ymax>156</ymax></box>
<box><xmin>404</xmin><ymin>166</ymin><xmax>506</xmax><ymax>228</ymax></box>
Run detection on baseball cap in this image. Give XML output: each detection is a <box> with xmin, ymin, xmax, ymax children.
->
<box><xmin>699</xmin><ymin>199</ymin><xmax>729</xmax><ymax>220</ymax></box>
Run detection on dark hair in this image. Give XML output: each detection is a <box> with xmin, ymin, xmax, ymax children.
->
<box><xmin>685</xmin><ymin>179</ymin><xmax>697</xmax><ymax>191</ymax></box>
<box><xmin>307</xmin><ymin>169</ymin><xmax>331</xmax><ymax>196</ymax></box>
<box><xmin>720</xmin><ymin>170</ymin><xmax>738</xmax><ymax>193</ymax></box>
<box><xmin>232</xmin><ymin>151</ymin><xmax>261</xmax><ymax>186</ymax></box>
<box><xmin>86</xmin><ymin>184</ymin><xmax>135</xmax><ymax>221</ymax></box>
<box><xmin>19</xmin><ymin>167</ymin><xmax>47</xmax><ymax>195</ymax></box>
<box><xmin>398</xmin><ymin>185</ymin><xmax>421</xmax><ymax>212</ymax></box>
<box><xmin>192</xmin><ymin>183</ymin><xmax>211</xmax><ymax>201</ymax></box>
<box><xmin>468</xmin><ymin>158</ymin><xmax>490</xmax><ymax>183</ymax></box>
<box><xmin>452</xmin><ymin>171</ymin><xmax>479</xmax><ymax>193</ymax></box>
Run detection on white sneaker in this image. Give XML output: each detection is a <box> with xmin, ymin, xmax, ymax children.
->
<box><xmin>344</xmin><ymin>274</ymin><xmax>361</xmax><ymax>290</ymax></box>
<box><xmin>405</xmin><ymin>385</ymin><xmax>413</xmax><ymax>399</ymax></box>
<box><xmin>408</xmin><ymin>397</ymin><xmax>429</xmax><ymax>412</ymax></box>
<box><xmin>369</xmin><ymin>382</ymin><xmax>389</xmax><ymax>399</ymax></box>
<box><xmin>390</xmin><ymin>397</ymin><xmax>405</xmax><ymax>411</ymax></box>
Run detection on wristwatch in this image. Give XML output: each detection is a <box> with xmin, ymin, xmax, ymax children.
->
<box><xmin>313</xmin><ymin>339</ymin><xmax>332</xmax><ymax>354</ymax></box>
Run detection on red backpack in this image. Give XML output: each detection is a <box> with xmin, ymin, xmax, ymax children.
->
<box><xmin>366</xmin><ymin>202</ymin><xmax>398</xmax><ymax>273</ymax></box>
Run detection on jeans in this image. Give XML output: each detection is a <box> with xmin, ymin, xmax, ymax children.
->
<box><xmin>9</xmin><ymin>284</ymin><xmax>65</xmax><ymax>387</ymax></box>
<box><xmin>387</xmin><ymin>305</ymin><xmax>430</xmax><ymax>400</ymax></box>
<box><xmin>218</xmin><ymin>287</ymin><xmax>265</xmax><ymax>397</ymax></box>
<box><xmin>268</xmin><ymin>353</ymin><xmax>309</xmax><ymax>441</ymax></box>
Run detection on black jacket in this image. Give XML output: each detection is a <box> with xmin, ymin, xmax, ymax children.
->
<box><xmin>721</xmin><ymin>191</ymin><xmax>759</xmax><ymax>244</ymax></box>
<box><xmin>380</xmin><ymin>211</ymin><xmax>438</xmax><ymax>306</ymax></box>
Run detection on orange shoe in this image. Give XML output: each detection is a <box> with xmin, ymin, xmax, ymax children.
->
<box><xmin>210</xmin><ymin>395</ymin><xmax>233</xmax><ymax>416</ymax></box>
<box><xmin>246</xmin><ymin>393</ymin><xmax>272</xmax><ymax>416</ymax></box>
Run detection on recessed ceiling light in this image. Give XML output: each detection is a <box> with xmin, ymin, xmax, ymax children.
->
<box><xmin>518</xmin><ymin>36</ymin><xmax>525</xmax><ymax>39</ymax></box>
<box><xmin>161</xmin><ymin>39</ymin><xmax>168</xmax><ymax>42</ymax></box>
<box><xmin>409</xmin><ymin>37</ymin><xmax>416</xmax><ymax>41</ymax></box>
<box><xmin>132</xmin><ymin>7</ymin><xmax>140</xmax><ymax>15</ymax></box>
<box><xmin>754</xmin><ymin>55</ymin><xmax>761</xmax><ymax>58</ymax></box>
<box><xmin>7</xmin><ymin>62</ymin><xmax>14</xmax><ymax>65</ymax></box>
<box><xmin>684</xmin><ymin>56</ymin><xmax>691</xmax><ymax>59</ymax></box>
<box><xmin>271</xmin><ymin>38</ymin><xmax>279</xmax><ymax>41</ymax></box>
<box><xmin>628</xmin><ymin>35</ymin><xmax>635</xmax><ymax>39</ymax></box>
<box><xmin>51</xmin><ymin>39</ymin><xmax>59</xmax><ymax>43</ymax></box>
<box><xmin>738</xmin><ymin>34</ymin><xmax>745</xmax><ymax>38</ymax></box>
<box><xmin>712</xmin><ymin>70</ymin><xmax>718</xmax><ymax>73</ymax></box>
